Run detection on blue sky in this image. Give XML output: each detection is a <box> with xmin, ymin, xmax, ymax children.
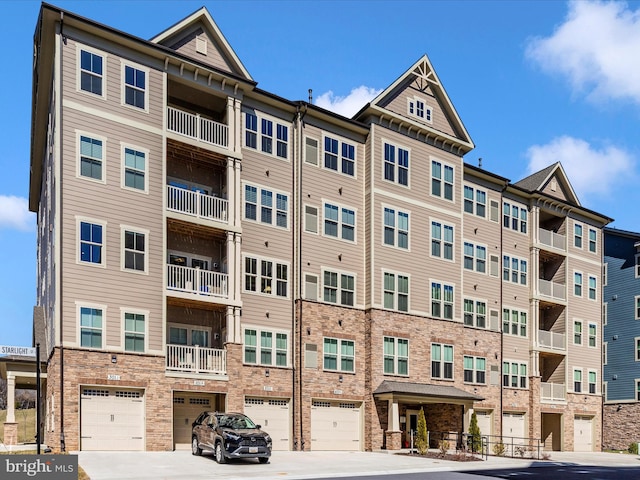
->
<box><xmin>1</xmin><ymin>0</ymin><xmax>639</xmax><ymax>347</ymax></box>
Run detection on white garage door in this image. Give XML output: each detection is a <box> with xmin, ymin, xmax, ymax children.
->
<box><xmin>574</xmin><ymin>416</ymin><xmax>593</xmax><ymax>452</ymax></box>
<box><xmin>244</xmin><ymin>397</ymin><xmax>291</xmax><ymax>451</ymax></box>
<box><xmin>502</xmin><ymin>413</ymin><xmax>526</xmax><ymax>445</ymax></box>
<box><xmin>80</xmin><ymin>387</ymin><xmax>144</xmax><ymax>451</ymax></box>
<box><xmin>474</xmin><ymin>410</ymin><xmax>492</xmax><ymax>437</ymax></box>
<box><xmin>173</xmin><ymin>394</ymin><xmax>214</xmax><ymax>448</ymax></box>
<box><xmin>310</xmin><ymin>400</ymin><xmax>361</xmax><ymax>451</ymax></box>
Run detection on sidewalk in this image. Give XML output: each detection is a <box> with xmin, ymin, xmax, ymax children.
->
<box><xmin>76</xmin><ymin>449</ymin><xmax>640</xmax><ymax>480</ymax></box>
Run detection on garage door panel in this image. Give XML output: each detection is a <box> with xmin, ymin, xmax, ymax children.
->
<box><xmin>80</xmin><ymin>388</ymin><xmax>144</xmax><ymax>451</ymax></box>
<box><xmin>311</xmin><ymin>401</ymin><xmax>361</xmax><ymax>451</ymax></box>
<box><xmin>245</xmin><ymin>398</ymin><xmax>290</xmax><ymax>451</ymax></box>
<box><xmin>173</xmin><ymin>395</ymin><xmax>214</xmax><ymax>447</ymax></box>
<box><xmin>475</xmin><ymin>410</ymin><xmax>492</xmax><ymax>437</ymax></box>
<box><xmin>502</xmin><ymin>413</ymin><xmax>525</xmax><ymax>446</ymax></box>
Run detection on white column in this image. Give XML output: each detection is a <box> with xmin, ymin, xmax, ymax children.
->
<box><xmin>234</xmin><ymin>98</ymin><xmax>242</xmax><ymax>156</ymax></box>
<box><xmin>235</xmin><ymin>233</ymin><xmax>242</xmax><ymax>302</ymax></box>
<box><xmin>227</xmin><ymin>97</ymin><xmax>236</xmax><ymax>154</ymax></box>
<box><xmin>234</xmin><ymin>307</ymin><xmax>241</xmax><ymax>344</ymax></box>
<box><xmin>226</xmin><ymin>158</ymin><xmax>235</xmax><ymax>227</ymax></box>
<box><xmin>226</xmin><ymin>306</ymin><xmax>235</xmax><ymax>343</ymax></box>
<box><xmin>226</xmin><ymin>231</ymin><xmax>234</xmax><ymax>300</ymax></box>
<box><xmin>6</xmin><ymin>374</ymin><xmax>16</xmax><ymax>423</ymax></box>
<box><xmin>234</xmin><ymin>160</ymin><xmax>241</xmax><ymax>229</ymax></box>
<box><xmin>388</xmin><ymin>399</ymin><xmax>400</xmax><ymax>431</ymax></box>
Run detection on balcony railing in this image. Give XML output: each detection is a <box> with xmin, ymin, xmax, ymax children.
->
<box><xmin>538</xmin><ymin>228</ymin><xmax>566</xmax><ymax>251</ymax></box>
<box><xmin>167</xmin><ymin>264</ymin><xmax>228</xmax><ymax>298</ymax></box>
<box><xmin>538</xmin><ymin>330</ymin><xmax>566</xmax><ymax>351</ymax></box>
<box><xmin>167</xmin><ymin>185</ymin><xmax>228</xmax><ymax>223</ymax></box>
<box><xmin>167</xmin><ymin>106</ymin><xmax>228</xmax><ymax>148</ymax></box>
<box><xmin>538</xmin><ymin>279</ymin><xmax>566</xmax><ymax>302</ymax></box>
<box><xmin>166</xmin><ymin>344</ymin><xmax>226</xmax><ymax>375</ymax></box>
<box><xmin>541</xmin><ymin>382</ymin><xmax>566</xmax><ymax>402</ymax></box>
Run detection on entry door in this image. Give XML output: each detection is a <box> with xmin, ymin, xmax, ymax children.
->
<box><xmin>405</xmin><ymin>409</ymin><xmax>420</xmax><ymax>446</ymax></box>
<box><xmin>574</xmin><ymin>416</ymin><xmax>593</xmax><ymax>452</ymax></box>
<box><xmin>475</xmin><ymin>410</ymin><xmax>492</xmax><ymax>437</ymax></box>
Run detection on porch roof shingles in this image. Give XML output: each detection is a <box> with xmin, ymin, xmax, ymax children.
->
<box><xmin>373</xmin><ymin>380</ymin><xmax>484</xmax><ymax>401</ymax></box>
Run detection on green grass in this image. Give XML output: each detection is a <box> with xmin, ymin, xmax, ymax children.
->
<box><xmin>0</xmin><ymin>408</ymin><xmax>37</xmax><ymax>444</ymax></box>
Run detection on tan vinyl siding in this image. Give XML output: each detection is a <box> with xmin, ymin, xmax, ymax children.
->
<box><xmin>541</xmin><ymin>174</ymin><xmax>569</xmax><ymax>202</ymax></box>
<box><xmin>166</xmin><ymin>25</ymin><xmax>236</xmax><ymax>74</ymax></box>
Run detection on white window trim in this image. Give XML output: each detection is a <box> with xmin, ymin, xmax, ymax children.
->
<box><xmin>76</xmin><ymin>43</ymin><xmax>108</xmax><ymax>100</ymax></box>
<box><xmin>588</xmin><ymin>228</ymin><xmax>597</xmax><ymax>253</ymax></box>
<box><xmin>573</xmin><ymin>319</ymin><xmax>583</xmax><ymax>345</ymax></box>
<box><xmin>303</xmin><ymin>204</ymin><xmax>319</xmax><ymax>235</ymax></box>
<box><xmin>431</xmin><ymin>342</ymin><xmax>454</xmax><ymax>381</ymax></box>
<box><xmin>588</xmin><ymin>275</ymin><xmax>597</xmax><ymax>301</ymax></box>
<box><xmin>120</xmin><ymin>307</ymin><xmax>149</xmax><ymax>353</ymax></box>
<box><xmin>430</xmin><ymin>157</ymin><xmax>455</xmax><ymax>202</ymax></box>
<box><xmin>430</xmin><ymin>217</ymin><xmax>455</xmax><ymax>262</ymax></box>
<box><xmin>573</xmin><ymin>270</ymin><xmax>584</xmax><ymax>298</ymax></box>
<box><xmin>587</xmin><ymin>369</ymin><xmax>598</xmax><ymax>394</ymax></box>
<box><xmin>322</xmin><ymin>336</ymin><xmax>356</xmax><ymax>373</ymax></box>
<box><xmin>573</xmin><ymin>222</ymin><xmax>583</xmax><ymax>250</ymax></box>
<box><xmin>636</xmin><ymin>296</ymin><xmax>640</xmax><ymax>320</ymax></box>
<box><xmin>573</xmin><ymin>367</ymin><xmax>583</xmax><ymax>393</ymax></box>
<box><xmin>382</xmin><ymin>269</ymin><xmax>410</xmax><ymax>312</ymax></box>
<box><xmin>120</xmin><ymin>142</ymin><xmax>150</xmax><ymax>194</ymax></box>
<box><xmin>321</xmin><ymin>199</ymin><xmax>357</xmax><ymax>243</ymax></box>
<box><xmin>243</xmin><ymin>109</ymin><xmax>291</xmax><ymax>161</ymax></box>
<box><xmin>76</xmin><ymin>301</ymin><xmax>107</xmax><ymax>349</ymax></box>
<box><xmin>502</xmin><ymin>307</ymin><xmax>528</xmax><ymax>338</ymax></box>
<box><xmin>603</xmin><ymin>263</ymin><xmax>608</xmax><ymax>286</ymax></box>
<box><xmin>503</xmin><ymin>359</ymin><xmax>528</xmax><ymax>389</ymax></box>
<box><xmin>381</xmin><ymin>203</ymin><xmax>411</xmax><ymax>251</ymax></box>
<box><xmin>502</xmin><ymin>253</ymin><xmax>528</xmax><ymax>286</ymax></box>
<box><xmin>463</xmin><ymin>184</ymin><xmax>487</xmax><ymax>218</ymax></box>
<box><xmin>120</xmin><ymin>225</ymin><xmax>149</xmax><ymax>275</ymax></box>
<box><xmin>304</xmin><ymin>135</ymin><xmax>320</xmax><ymax>167</ymax></box>
<box><xmin>167</xmin><ymin>249</ymin><xmax>212</xmax><ymax>269</ymax></box>
<box><xmin>463</xmin><ymin>297</ymin><xmax>488</xmax><ymax>329</ymax></box>
<box><xmin>463</xmin><ymin>240</ymin><xmax>488</xmax><ymax>274</ymax></box>
<box><xmin>242</xmin><ymin>181</ymin><xmax>291</xmax><ymax>230</ymax></box>
<box><xmin>320</xmin><ymin>267</ymin><xmax>357</xmax><ymax>307</ymax></box>
<box><xmin>463</xmin><ymin>355</ymin><xmax>487</xmax><ymax>385</ymax></box>
<box><xmin>636</xmin><ymin>254</ymin><xmax>640</xmax><ymax>279</ymax></box>
<box><xmin>381</xmin><ymin>138</ymin><xmax>411</xmax><ymax>188</ymax></box>
<box><xmin>303</xmin><ymin>273</ymin><xmax>318</xmax><ymax>301</ymax></box>
<box><xmin>603</xmin><ymin>341</ymin><xmax>608</xmax><ymax>365</ymax></box>
<box><xmin>430</xmin><ymin>279</ymin><xmax>455</xmax><ymax>321</ymax></box>
<box><xmin>75</xmin><ymin>130</ymin><xmax>107</xmax><ymax>184</ymax></box>
<box><xmin>76</xmin><ymin>216</ymin><xmax>107</xmax><ymax>268</ymax></box>
<box><xmin>242</xmin><ymin>324</ymin><xmax>290</xmax><ymax>368</ymax></box>
<box><xmin>242</xmin><ymin>253</ymin><xmax>290</xmax><ymax>299</ymax></box>
<box><xmin>502</xmin><ymin>201</ymin><xmax>528</xmax><ymax>234</ymax></box>
<box><xmin>168</xmin><ymin>322</ymin><xmax>212</xmax><ymax>348</ymax></box>
<box><xmin>120</xmin><ymin>59</ymin><xmax>150</xmax><ymax>113</ymax></box>
<box><xmin>407</xmin><ymin>95</ymin><xmax>432</xmax><ymax>123</ymax></box>
<box><xmin>321</xmin><ymin>132</ymin><xmax>357</xmax><ymax>178</ymax></box>
<box><xmin>383</xmin><ymin>336</ymin><xmax>409</xmax><ymax>377</ymax></box>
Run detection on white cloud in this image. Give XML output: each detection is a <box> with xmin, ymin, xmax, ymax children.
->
<box><xmin>525</xmin><ymin>136</ymin><xmax>634</xmax><ymax>201</ymax></box>
<box><xmin>0</xmin><ymin>195</ymin><xmax>34</xmax><ymax>231</ymax></box>
<box><xmin>526</xmin><ymin>1</ymin><xmax>640</xmax><ymax>104</ymax></box>
<box><xmin>315</xmin><ymin>85</ymin><xmax>382</xmax><ymax>117</ymax></box>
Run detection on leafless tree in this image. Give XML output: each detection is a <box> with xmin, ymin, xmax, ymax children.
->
<box><xmin>0</xmin><ymin>378</ymin><xmax>6</xmax><ymax>410</ymax></box>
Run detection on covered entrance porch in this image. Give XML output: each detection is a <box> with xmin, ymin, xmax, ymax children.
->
<box><xmin>373</xmin><ymin>380</ymin><xmax>483</xmax><ymax>451</ymax></box>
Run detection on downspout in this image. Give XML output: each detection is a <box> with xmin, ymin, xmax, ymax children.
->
<box><xmin>58</xmin><ymin>11</ymin><xmax>66</xmax><ymax>452</ymax></box>
<box><xmin>499</xmin><ymin>183</ymin><xmax>507</xmax><ymax>441</ymax></box>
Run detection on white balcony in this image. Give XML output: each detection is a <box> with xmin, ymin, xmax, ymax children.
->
<box><xmin>167</xmin><ymin>106</ymin><xmax>228</xmax><ymax>148</ymax></box>
<box><xmin>166</xmin><ymin>344</ymin><xmax>226</xmax><ymax>375</ymax></box>
<box><xmin>167</xmin><ymin>264</ymin><xmax>228</xmax><ymax>299</ymax></box>
<box><xmin>541</xmin><ymin>382</ymin><xmax>566</xmax><ymax>402</ymax></box>
<box><xmin>538</xmin><ymin>228</ymin><xmax>566</xmax><ymax>251</ymax></box>
<box><xmin>538</xmin><ymin>330</ymin><xmax>566</xmax><ymax>351</ymax></box>
<box><xmin>166</xmin><ymin>185</ymin><xmax>228</xmax><ymax>223</ymax></box>
<box><xmin>538</xmin><ymin>279</ymin><xmax>566</xmax><ymax>302</ymax></box>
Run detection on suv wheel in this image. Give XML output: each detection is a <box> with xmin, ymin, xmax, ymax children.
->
<box><xmin>191</xmin><ymin>437</ymin><xmax>202</xmax><ymax>456</ymax></box>
<box><xmin>215</xmin><ymin>442</ymin><xmax>226</xmax><ymax>464</ymax></box>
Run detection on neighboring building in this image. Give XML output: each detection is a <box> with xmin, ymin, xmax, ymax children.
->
<box><xmin>27</xmin><ymin>4</ymin><xmax>611</xmax><ymax>453</ymax></box>
<box><xmin>603</xmin><ymin>228</ymin><xmax>640</xmax><ymax>450</ymax></box>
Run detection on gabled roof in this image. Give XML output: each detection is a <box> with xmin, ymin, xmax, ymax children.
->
<box><xmin>150</xmin><ymin>7</ymin><xmax>253</xmax><ymax>81</ymax></box>
<box><xmin>514</xmin><ymin>162</ymin><xmax>580</xmax><ymax>205</ymax></box>
<box><xmin>356</xmin><ymin>55</ymin><xmax>474</xmax><ymax>153</ymax></box>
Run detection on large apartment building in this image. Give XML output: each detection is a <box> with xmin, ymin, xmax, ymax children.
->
<box><xmin>28</xmin><ymin>4</ymin><xmax>611</xmax><ymax>453</ymax></box>
<box><xmin>602</xmin><ymin>228</ymin><xmax>640</xmax><ymax>450</ymax></box>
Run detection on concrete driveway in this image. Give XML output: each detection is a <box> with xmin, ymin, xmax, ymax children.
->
<box><xmin>76</xmin><ymin>449</ymin><xmax>640</xmax><ymax>480</ymax></box>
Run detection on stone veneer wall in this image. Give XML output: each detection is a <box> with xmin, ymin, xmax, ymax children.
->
<box><xmin>603</xmin><ymin>403</ymin><xmax>640</xmax><ymax>451</ymax></box>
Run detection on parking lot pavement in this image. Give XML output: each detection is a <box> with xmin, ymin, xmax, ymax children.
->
<box><xmin>76</xmin><ymin>449</ymin><xmax>640</xmax><ymax>480</ymax></box>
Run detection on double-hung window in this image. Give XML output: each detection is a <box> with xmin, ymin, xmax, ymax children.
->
<box><xmin>383</xmin><ymin>207</ymin><xmax>409</xmax><ymax>249</ymax></box>
<box><xmin>383</xmin><ymin>272</ymin><xmax>409</xmax><ymax>312</ymax></box>
<box><xmin>464</xmin><ymin>299</ymin><xmax>486</xmax><ymax>328</ymax></box>
<box><xmin>383</xmin><ymin>337</ymin><xmax>409</xmax><ymax>375</ymax></box>
<box><xmin>244</xmin><ymin>184</ymin><xmax>289</xmax><ymax>228</ymax></box>
<box><xmin>431</xmin><ymin>282</ymin><xmax>454</xmax><ymax>320</ymax></box>
<box><xmin>245</xmin><ymin>112</ymin><xmax>257</xmax><ymax>148</ymax></box>
<box><xmin>79</xmin><ymin>220</ymin><xmax>104</xmax><ymax>265</ymax></box>
<box><xmin>503</xmin><ymin>308</ymin><xmax>527</xmax><ymax>337</ymax></box>
<box><xmin>588</xmin><ymin>276</ymin><xmax>597</xmax><ymax>300</ymax></box>
<box><xmin>574</xmin><ymin>272</ymin><xmax>583</xmax><ymax>297</ymax></box>
<box><xmin>588</xmin><ymin>371</ymin><xmax>597</xmax><ymax>394</ymax></box>
<box><xmin>574</xmin><ymin>369</ymin><xmax>582</xmax><ymax>393</ymax></box>
<box><xmin>323</xmin><ymin>270</ymin><xmax>355</xmax><ymax>307</ymax></box>
<box><xmin>588</xmin><ymin>323</ymin><xmax>597</xmax><ymax>347</ymax></box>
<box><xmin>244</xmin><ymin>328</ymin><xmax>288</xmax><ymax>367</ymax></box>
<box><xmin>80</xmin><ymin>306</ymin><xmax>103</xmax><ymax>348</ymax></box>
<box><xmin>431</xmin><ymin>343</ymin><xmax>453</xmax><ymax>379</ymax></box>
<box><xmin>503</xmin><ymin>361</ymin><xmax>527</xmax><ymax>388</ymax></box>
<box><xmin>464</xmin><ymin>356</ymin><xmax>486</xmax><ymax>384</ymax></box>
<box><xmin>431</xmin><ymin>160</ymin><xmax>454</xmax><ymax>200</ymax></box>
<box><xmin>574</xmin><ymin>223</ymin><xmax>583</xmax><ymax>248</ymax></box>
<box><xmin>123</xmin><ymin>64</ymin><xmax>146</xmax><ymax>110</ymax></box>
<box><xmin>79</xmin><ymin>135</ymin><xmax>104</xmax><ymax>181</ymax></box>
<box><xmin>79</xmin><ymin>48</ymin><xmax>104</xmax><ymax>96</ymax></box>
<box><xmin>503</xmin><ymin>255</ymin><xmax>527</xmax><ymax>285</ymax></box>
<box><xmin>123</xmin><ymin>228</ymin><xmax>146</xmax><ymax>272</ymax></box>
<box><xmin>324</xmin><ymin>136</ymin><xmax>355</xmax><ymax>176</ymax></box>
<box><xmin>503</xmin><ymin>202</ymin><xmax>527</xmax><ymax>233</ymax></box>
<box><xmin>124</xmin><ymin>311</ymin><xmax>145</xmax><ymax>352</ymax></box>
<box><xmin>463</xmin><ymin>186</ymin><xmax>486</xmax><ymax>217</ymax></box>
<box><xmin>123</xmin><ymin>146</ymin><xmax>146</xmax><ymax>191</ymax></box>
<box><xmin>383</xmin><ymin>142</ymin><xmax>409</xmax><ymax>186</ymax></box>
<box><xmin>588</xmin><ymin>228</ymin><xmax>597</xmax><ymax>253</ymax></box>
<box><xmin>574</xmin><ymin>320</ymin><xmax>582</xmax><ymax>345</ymax></box>
<box><xmin>323</xmin><ymin>337</ymin><xmax>355</xmax><ymax>372</ymax></box>
<box><xmin>243</xmin><ymin>255</ymin><xmax>288</xmax><ymax>297</ymax></box>
<box><xmin>431</xmin><ymin>221</ymin><xmax>453</xmax><ymax>260</ymax></box>
<box><xmin>464</xmin><ymin>242</ymin><xmax>486</xmax><ymax>273</ymax></box>
<box><xmin>244</xmin><ymin>112</ymin><xmax>289</xmax><ymax>158</ymax></box>
<box><xmin>324</xmin><ymin>203</ymin><xmax>355</xmax><ymax>241</ymax></box>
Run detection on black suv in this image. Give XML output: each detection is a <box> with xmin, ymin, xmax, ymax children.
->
<box><xmin>191</xmin><ymin>411</ymin><xmax>272</xmax><ymax>463</ymax></box>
